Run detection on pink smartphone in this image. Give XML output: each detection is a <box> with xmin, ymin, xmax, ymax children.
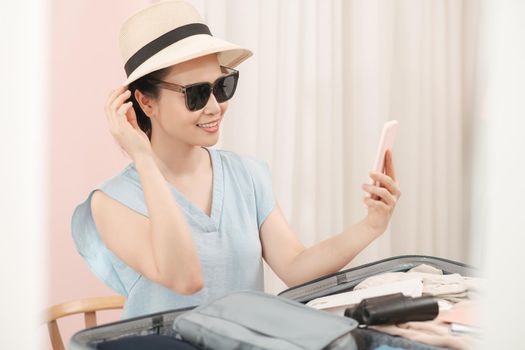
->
<box><xmin>371</xmin><ymin>120</ymin><xmax>399</xmax><ymax>186</ymax></box>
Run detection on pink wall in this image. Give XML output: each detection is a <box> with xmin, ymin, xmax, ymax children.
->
<box><xmin>47</xmin><ymin>1</ymin><xmax>153</xmax><ymax>348</ymax></box>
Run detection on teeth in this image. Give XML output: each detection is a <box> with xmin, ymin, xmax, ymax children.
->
<box><xmin>197</xmin><ymin>121</ymin><xmax>219</xmax><ymax>128</ymax></box>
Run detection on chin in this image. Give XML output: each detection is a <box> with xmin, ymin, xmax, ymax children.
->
<box><xmin>200</xmin><ymin>138</ymin><xmax>219</xmax><ymax>148</ymax></box>
<box><xmin>192</xmin><ymin>133</ymin><xmax>219</xmax><ymax>148</ymax></box>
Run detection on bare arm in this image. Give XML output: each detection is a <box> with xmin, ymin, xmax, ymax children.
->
<box><xmin>91</xmin><ymin>86</ymin><xmax>203</xmax><ymax>294</ymax></box>
<box><xmin>135</xmin><ymin>153</ymin><xmax>204</xmax><ymax>292</ymax></box>
<box><xmin>261</xmin><ymin>151</ymin><xmax>401</xmax><ymax>288</ymax></box>
<box><xmin>92</xmin><ymin>154</ymin><xmax>203</xmax><ymax>294</ymax></box>
<box><xmin>260</xmin><ymin>204</ymin><xmax>380</xmax><ymax>288</ymax></box>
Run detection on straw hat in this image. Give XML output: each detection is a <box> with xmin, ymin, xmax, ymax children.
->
<box><xmin>118</xmin><ymin>0</ymin><xmax>253</xmax><ymax>86</ymax></box>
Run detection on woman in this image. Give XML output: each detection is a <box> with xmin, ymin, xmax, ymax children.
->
<box><xmin>72</xmin><ymin>0</ymin><xmax>401</xmax><ymax>320</ymax></box>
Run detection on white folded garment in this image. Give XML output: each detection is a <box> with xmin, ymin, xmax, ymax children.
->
<box><xmin>353</xmin><ymin>264</ymin><xmax>484</xmax><ymax>303</ymax></box>
<box><xmin>306</xmin><ymin>278</ymin><xmax>423</xmax><ymax>316</ymax></box>
<box><xmin>354</xmin><ymin>264</ymin><xmax>468</xmax><ymax>301</ymax></box>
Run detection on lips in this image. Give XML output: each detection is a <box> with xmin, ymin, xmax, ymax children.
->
<box><xmin>196</xmin><ymin>119</ymin><xmax>221</xmax><ymax>128</ymax></box>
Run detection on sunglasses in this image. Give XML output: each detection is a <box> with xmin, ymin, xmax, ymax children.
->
<box><xmin>146</xmin><ymin>66</ymin><xmax>239</xmax><ymax>111</ymax></box>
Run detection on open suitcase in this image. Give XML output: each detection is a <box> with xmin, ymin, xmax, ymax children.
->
<box><xmin>70</xmin><ymin>255</ymin><xmax>479</xmax><ymax>350</ymax></box>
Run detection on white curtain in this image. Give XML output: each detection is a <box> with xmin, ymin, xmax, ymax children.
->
<box><xmin>184</xmin><ymin>0</ymin><xmax>479</xmax><ymax>294</ymax></box>
<box><xmin>1</xmin><ymin>0</ymin><xmax>47</xmax><ymax>348</ymax></box>
<box><xmin>473</xmin><ymin>0</ymin><xmax>525</xmax><ymax>347</ymax></box>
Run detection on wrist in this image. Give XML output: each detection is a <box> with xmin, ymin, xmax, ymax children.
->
<box><xmin>133</xmin><ymin>152</ymin><xmax>155</xmax><ymax>168</ymax></box>
<box><xmin>360</xmin><ymin>217</ymin><xmax>385</xmax><ymax>238</ymax></box>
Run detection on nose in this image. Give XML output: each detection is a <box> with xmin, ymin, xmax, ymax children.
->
<box><xmin>203</xmin><ymin>92</ymin><xmax>221</xmax><ymax>115</ymax></box>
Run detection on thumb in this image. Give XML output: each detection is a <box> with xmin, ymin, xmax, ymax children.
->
<box><xmin>385</xmin><ymin>150</ymin><xmax>397</xmax><ymax>181</ymax></box>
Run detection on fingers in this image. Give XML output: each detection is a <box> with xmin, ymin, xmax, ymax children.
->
<box><xmin>116</xmin><ymin>101</ymin><xmax>133</xmax><ymax>116</ymax></box>
<box><xmin>116</xmin><ymin>102</ymin><xmax>134</xmax><ymax>130</ymax></box>
<box><xmin>105</xmin><ymin>86</ymin><xmax>127</xmax><ymax>114</ymax></box>
<box><xmin>363</xmin><ymin>196</ymin><xmax>389</xmax><ymax>212</ymax></box>
<box><xmin>107</xmin><ymin>101</ymin><xmax>132</xmax><ymax>137</ymax></box>
<box><xmin>110</xmin><ymin>89</ymin><xmax>131</xmax><ymax>113</ymax></box>
<box><xmin>369</xmin><ymin>171</ymin><xmax>401</xmax><ymax>199</ymax></box>
<box><xmin>362</xmin><ymin>184</ymin><xmax>397</xmax><ymax>207</ymax></box>
<box><xmin>108</xmin><ymin>85</ymin><xmax>127</xmax><ymax>98</ymax></box>
<box><xmin>125</xmin><ymin>102</ymin><xmax>140</xmax><ymax>129</ymax></box>
<box><xmin>105</xmin><ymin>87</ymin><xmax>133</xmax><ymax>132</ymax></box>
<box><xmin>102</xmin><ymin>85</ymin><xmax>152</xmax><ymax>161</ymax></box>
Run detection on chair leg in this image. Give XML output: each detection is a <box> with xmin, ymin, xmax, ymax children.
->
<box><xmin>85</xmin><ymin>311</ymin><xmax>97</xmax><ymax>328</ymax></box>
<box><xmin>47</xmin><ymin>320</ymin><xmax>65</xmax><ymax>350</ymax></box>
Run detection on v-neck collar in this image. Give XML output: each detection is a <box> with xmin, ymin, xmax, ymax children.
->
<box><xmin>129</xmin><ymin>147</ymin><xmax>223</xmax><ymax>233</ymax></box>
<box><xmin>167</xmin><ymin>146</ymin><xmax>223</xmax><ymax>232</ymax></box>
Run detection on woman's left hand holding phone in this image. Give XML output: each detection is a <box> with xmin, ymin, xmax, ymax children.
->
<box><xmin>361</xmin><ymin>150</ymin><xmax>402</xmax><ymax>234</ymax></box>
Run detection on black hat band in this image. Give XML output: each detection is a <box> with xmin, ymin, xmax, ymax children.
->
<box><xmin>124</xmin><ymin>22</ymin><xmax>212</xmax><ymax>77</ymax></box>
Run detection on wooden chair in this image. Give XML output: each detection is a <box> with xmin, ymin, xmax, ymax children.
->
<box><xmin>43</xmin><ymin>295</ymin><xmax>126</xmax><ymax>350</ymax></box>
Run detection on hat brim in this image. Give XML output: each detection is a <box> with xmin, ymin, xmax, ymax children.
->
<box><xmin>120</xmin><ymin>34</ymin><xmax>253</xmax><ymax>86</ymax></box>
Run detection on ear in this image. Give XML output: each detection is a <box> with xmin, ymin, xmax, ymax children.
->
<box><xmin>134</xmin><ymin>89</ymin><xmax>157</xmax><ymax>118</ymax></box>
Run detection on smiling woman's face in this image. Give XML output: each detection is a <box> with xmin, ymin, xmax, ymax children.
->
<box><xmin>145</xmin><ymin>53</ymin><xmax>230</xmax><ymax>148</ymax></box>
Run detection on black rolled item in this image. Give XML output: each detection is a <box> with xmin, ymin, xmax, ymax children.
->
<box><xmin>344</xmin><ymin>293</ymin><xmax>439</xmax><ymax>326</ymax></box>
<box><xmin>344</xmin><ymin>293</ymin><xmax>405</xmax><ymax>324</ymax></box>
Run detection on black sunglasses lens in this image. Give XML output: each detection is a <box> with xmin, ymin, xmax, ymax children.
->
<box><xmin>213</xmin><ymin>74</ymin><xmax>238</xmax><ymax>103</ymax></box>
<box><xmin>185</xmin><ymin>84</ymin><xmax>212</xmax><ymax>111</ymax></box>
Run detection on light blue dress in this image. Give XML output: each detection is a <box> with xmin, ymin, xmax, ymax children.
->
<box><xmin>71</xmin><ymin>147</ymin><xmax>275</xmax><ymax>320</ymax></box>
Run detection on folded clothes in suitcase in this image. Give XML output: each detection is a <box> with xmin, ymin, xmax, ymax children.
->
<box><xmin>278</xmin><ymin>255</ymin><xmax>480</xmax><ymax>350</ymax></box>
<box><xmin>70</xmin><ymin>255</ymin><xmax>479</xmax><ymax>350</ymax></box>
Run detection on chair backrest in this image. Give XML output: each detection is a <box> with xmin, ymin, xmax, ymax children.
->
<box><xmin>43</xmin><ymin>295</ymin><xmax>126</xmax><ymax>350</ymax></box>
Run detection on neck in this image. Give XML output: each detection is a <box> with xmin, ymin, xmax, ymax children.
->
<box><xmin>149</xmin><ymin>132</ymin><xmax>208</xmax><ymax>181</ymax></box>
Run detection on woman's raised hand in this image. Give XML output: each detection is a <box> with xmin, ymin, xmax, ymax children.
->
<box><xmin>361</xmin><ymin>150</ymin><xmax>402</xmax><ymax>234</ymax></box>
<box><xmin>105</xmin><ymin>86</ymin><xmax>153</xmax><ymax>161</ymax></box>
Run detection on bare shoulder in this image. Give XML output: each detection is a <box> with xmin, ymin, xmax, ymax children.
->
<box><xmin>91</xmin><ymin>189</ymin><xmax>112</xmax><ymax>214</ymax></box>
<box><xmin>91</xmin><ymin>189</ymin><xmax>148</xmax><ymax>230</ymax></box>
<box><xmin>90</xmin><ymin>189</ymin><xmax>165</xmax><ymax>286</ymax></box>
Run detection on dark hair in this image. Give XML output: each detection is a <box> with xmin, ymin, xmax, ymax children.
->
<box><xmin>126</xmin><ymin>67</ymin><xmax>172</xmax><ymax>140</ymax></box>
